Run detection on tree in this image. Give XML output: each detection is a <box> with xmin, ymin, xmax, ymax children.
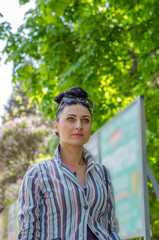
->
<box><xmin>0</xmin><ymin>115</ymin><xmax>55</xmax><ymax>210</ymax></box>
<box><xmin>2</xmin><ymin>84</ymin><xmax>37</xmax><ymax>123</ymax></box>
<box><xmin>1</xmin><ymin>0</ymin><xmax>159</xmax><ymax>125</ymax></box>
<box><xmin>0</xmin><ymin>0</ymin><xmax>159</xmax><ymax>237</ymax></box>
<box><xmin>0</xmin><ymin>13</ymin><xmax>11</xmax><ymax>42</ymax></box>
<box><xmin>0</xmin><ymin>86</ymin><xmax>57</xmax><ymax>211</ymax></box>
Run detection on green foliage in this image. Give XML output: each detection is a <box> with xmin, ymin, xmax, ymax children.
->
<box><xmin>0</xmin><ymin>0</ymin><xmax>159</xmax><ymax>237</ymax></box>
<box><xmin>0</xmin><ymin>21</ymin><xmax>12</xmax><ymax>40</ymax></box>
<box><xmin>19</xmin><ymin>0</ymin><xmax>30</xmax><ymax>4</ymax></box>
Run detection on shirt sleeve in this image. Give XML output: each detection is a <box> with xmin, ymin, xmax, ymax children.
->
<box><xmin>107</xmin><ymin>168</ymin><xmax>121</xmax><ymax>239</ymax></box>
<box><xmin>18</xmin><ymin>165</ymin><xmax>41</xmax><ymax>239</ymax></box>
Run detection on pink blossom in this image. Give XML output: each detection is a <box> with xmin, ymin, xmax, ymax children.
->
<box><xmin>0</xmin><ymin>115</ymin><xmax>55</xmax><ymax>210</ymax></box>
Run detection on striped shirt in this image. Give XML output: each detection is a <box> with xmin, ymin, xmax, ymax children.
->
<box><xmin>18</xmin><ymin>145</ymin><xmax>120</xmax><ymax>240</ymax></box>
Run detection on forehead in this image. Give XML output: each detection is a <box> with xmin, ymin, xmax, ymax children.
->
<box><xmin>61</xmin><ymin>104</ymin><xmax>91</xmax><ymax>117</ymax></box>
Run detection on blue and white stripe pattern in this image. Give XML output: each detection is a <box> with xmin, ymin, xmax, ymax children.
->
<box><xmin>18</xmin><ymin>145</ymin><xmax>120</xmax><ymax>240</ymax></box>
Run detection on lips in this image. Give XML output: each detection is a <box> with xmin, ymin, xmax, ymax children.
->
<box><xmin>72</xmin><ymin>133</ymin><xmax>83</xmax><ymax>136</ymax></box>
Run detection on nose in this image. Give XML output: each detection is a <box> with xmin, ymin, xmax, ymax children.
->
<box><xmin>75</xmin><ymin>120</ymin><xmax>82</xmax><ymax>130</ymax></box>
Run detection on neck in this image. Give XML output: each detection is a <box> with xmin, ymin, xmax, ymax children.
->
<box><xmin>60</xmin><ymin>144</ymin><xmax>84</xmax><ymax>167</ymax></box>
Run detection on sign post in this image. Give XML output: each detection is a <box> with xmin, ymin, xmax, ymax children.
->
<box><xmin>138</xmin><ymin>96</ymin><xmax>150</xmax><ymax>240</ymax></box>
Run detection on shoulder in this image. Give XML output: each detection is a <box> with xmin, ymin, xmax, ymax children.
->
<box><xmin>24</xmin><ymin>157</ymin><xmax>56</xmax><ymax>180</ymax></box>
<box><xmin>31</xmin><ymin>146</ymin><xmax>61</xmax><ymax>178</ymax></box>
<box><xmin>33</xmin><ymin>157</ymin><xmax>57</xmax><ymax>175</ymax></box>
<box><xmin>102</xmin><ymin>165</ymin><xmax>112</xmax><ymax>183</ymax></box>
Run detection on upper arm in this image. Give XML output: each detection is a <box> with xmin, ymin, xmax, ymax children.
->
<box><xmin>18</xmin><ymin>165</ymin><xmax>41</xmax><ymax>239</ymax></box>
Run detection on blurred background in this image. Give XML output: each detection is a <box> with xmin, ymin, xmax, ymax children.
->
<box><xmin>0</xmin><ymin>0</ymin><xmax>159</xmax><ymax>239</ymax></box>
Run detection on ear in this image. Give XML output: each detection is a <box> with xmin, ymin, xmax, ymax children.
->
<box><xmin>54</xmin><ymin>121</ymin><xmax>59</xmax><ymax>134</ymax></box>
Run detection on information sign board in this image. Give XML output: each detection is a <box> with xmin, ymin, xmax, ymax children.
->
<box><xmin>99</xmin><ymin>101</ymin><xmax>143</xmax><ymax>237</ymax></box>
<box><xmin>86</xmin><ymin>96</ymin><xmax>150</xmax><ymax>239</ymax></box>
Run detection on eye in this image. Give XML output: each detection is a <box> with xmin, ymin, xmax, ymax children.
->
<box><xmin>67</xmin><ymin>117</ymin><xmax>75</xmax><ymax>122</ymax></box>
<box><xmin>82</xmin><ymin>118</ymin><xmax>90</xmax><ymax>123</ymax></box>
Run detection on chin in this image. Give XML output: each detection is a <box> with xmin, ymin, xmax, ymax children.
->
<box><xmin>72</xmin><ymin>139</ymin><xmax>89</xmax><ymax>148</ymax></box>
<box><xmin>70</xmin><ymin>140</ymin><xmax>85</xmax><ymax>147</ymax></box>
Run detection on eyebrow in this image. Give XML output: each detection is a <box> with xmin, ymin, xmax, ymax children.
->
<box><xmin>66</xmin><ymin>114</ymin><xmax>91</xmax><ymax>118</ymax></box>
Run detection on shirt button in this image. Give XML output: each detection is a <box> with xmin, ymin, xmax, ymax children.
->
<box><xmin>84</xmin><ymin>205</ymin><xmax>88</xmax><ymax>210</ymax></box>
<box><xmin>96</xmin><ymin>231</ymin><xmax>99</xmax><ymax>235</ymax></box>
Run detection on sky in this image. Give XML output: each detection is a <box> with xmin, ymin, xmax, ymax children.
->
<box><xmin>0</xmin><ymin>0</ymin><xmax>35</xmax><ymax>124</ymax></box>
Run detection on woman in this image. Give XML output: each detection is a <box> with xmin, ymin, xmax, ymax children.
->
<box><xmin>18</xmin><ymin>87</ymin><xmax>120</xmax><ymax>240</ymax></box>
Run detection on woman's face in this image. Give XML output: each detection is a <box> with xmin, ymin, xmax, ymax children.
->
<box><xmin>54</xmin><ymin>104</ymin><xmax>92</xmax><ymax>148</ymax></box>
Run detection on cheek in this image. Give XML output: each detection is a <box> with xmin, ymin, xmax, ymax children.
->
<box><xmin>59</xmin><ymin>122</ymin><xmax>72</xmax><ymax>133</ymax></box>
<box><xmin>85</xmin><ymin>125</ymin><xmax>92</xmax><ymax>135</ymax></box>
